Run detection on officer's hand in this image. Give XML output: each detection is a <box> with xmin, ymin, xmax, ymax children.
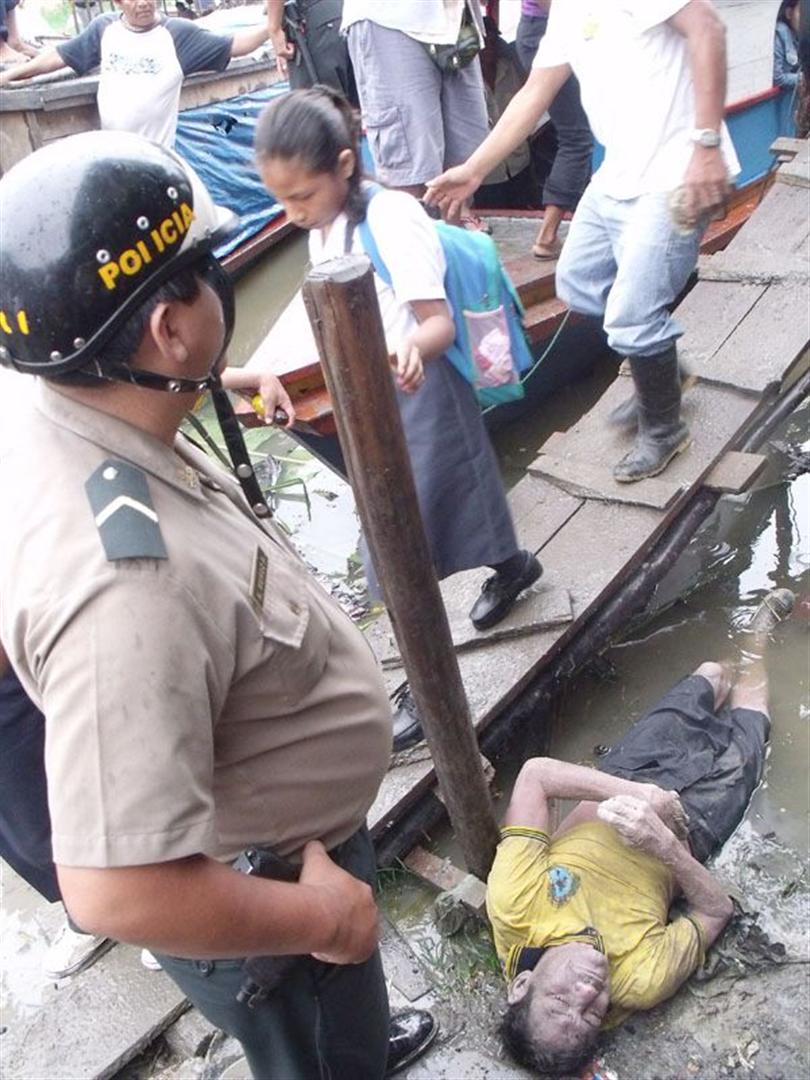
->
<box><xmin>270</xmin><ymin>29</ymin><xmax>294</xmax><ymax>77</ymax></box>
<box><xmin>597</xmin><ymin>795</ymin><xmax>676</xmax><ymax>860</ymax></box>
<box><xmin>424</xmin><ymin>162</ymin><xmax>484</xmax><ymax>224</ymax></box>
<box><xmin>299</xmin><ymin>841</ymin><xmax>379</xmax><ymax>965</ymax></box>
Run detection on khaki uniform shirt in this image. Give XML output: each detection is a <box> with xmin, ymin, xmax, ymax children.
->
<box><xmin>0</xmin><ymin>382</ymin><xmax>391</xmax><ymax>868</ymax></box>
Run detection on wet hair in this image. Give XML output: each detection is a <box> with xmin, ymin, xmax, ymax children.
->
<box><xmin>253</xmin><ymin>86</ymin><xmax>367</xmax><ymax>224</ymax></box>
<box><xmin>499</xmin><ymin>990</ymin><xmax>599</xmax><ymax>1078</ymax></box>
<box><xmin>48</xmin><ymin>268</ymin><xmax>202</xmax><ymax>386</ymax></box>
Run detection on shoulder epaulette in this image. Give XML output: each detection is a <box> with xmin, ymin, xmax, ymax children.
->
<box><xmin>85</xmin><ymin>458</ymin><xmax>168</xmax><ymax>562</ymax></box>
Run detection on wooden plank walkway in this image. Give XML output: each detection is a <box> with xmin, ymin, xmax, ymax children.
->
<box><xmin>368</xmin><ymin>140</ymin><xmax>810</xmax><ymax>846</ymax></box>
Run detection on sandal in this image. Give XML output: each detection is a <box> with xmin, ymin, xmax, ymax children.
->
<box><xmin>531</xmin><ymin>240</ymin><xmax>562</xmax><ymax>260</ymax></box>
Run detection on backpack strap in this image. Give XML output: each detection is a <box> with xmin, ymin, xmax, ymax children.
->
<box><xmin>354</xmin><ymin>182</ymin><xmax>393</xmax><ymax>286</ymax></box>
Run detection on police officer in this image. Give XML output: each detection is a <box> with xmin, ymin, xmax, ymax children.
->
<box><xmin>0</xmin><ymin>131</ymin><xmax>434</xmax><ymax>1078</ymax></box>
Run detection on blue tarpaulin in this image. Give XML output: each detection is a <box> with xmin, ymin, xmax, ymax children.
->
<box><xmin>175</xmin><ymin>82</ymin><xmax>291</xmax><ymax>258</ymax></box>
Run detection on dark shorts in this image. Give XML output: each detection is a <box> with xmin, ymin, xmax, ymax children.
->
<box><xmin>599</xmin><ymin>675</ymin><xmax>770</xmax><ymax>863</ymax></box>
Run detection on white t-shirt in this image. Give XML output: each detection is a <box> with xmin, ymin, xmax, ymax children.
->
<box><xmin>308</xmin><ymin>189</ymin><xmax>447</xmax><ymax>355</ymax></box>
<box><xmin>57</xmin><ymin>15</ymin><xmax>232</xmax><ymax>148</ymax></box>
<box><xmin>534</xmin><ymin>0</ymin><xmax>740</xmax><ymax>198</ymax></box>
<box><xmin>341</xmin><ymin>0</ymin><xmax>483</xmax><ymax>46</ymax></box>
<box><xmin>96</xmin><ymin>21</ymin><xmax>185</xmax><ymax>147</ymax></box>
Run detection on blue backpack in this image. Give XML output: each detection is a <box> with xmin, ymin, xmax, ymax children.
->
<box><xmin>357</xmin><ymin>188</ymin><xmax>534</xmax><ymax>407</ymax></box>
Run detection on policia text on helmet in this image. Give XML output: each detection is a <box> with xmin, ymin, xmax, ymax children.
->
<box><xmin>0</xmin><ymin>131</ymin><xmax>269</xmax><ymax>516</ymax></box>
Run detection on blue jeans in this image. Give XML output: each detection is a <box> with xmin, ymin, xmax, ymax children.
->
<box><xmin>155</xmin><ymin>829</ymin><xmax>389</xmax><ymax>1080</ymax></box>
<box><xmin>556</xmin><ymin>184</ymin><xmax>704</xmax><ymax>357</ymax></box>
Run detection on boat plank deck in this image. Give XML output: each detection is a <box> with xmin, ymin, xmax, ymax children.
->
<box><xmin>369</xmin><ymin>149</ymin><xmax>810</xmax><ymax>849</ymax></box>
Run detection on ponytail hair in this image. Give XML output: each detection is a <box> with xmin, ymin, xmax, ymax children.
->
<box><xmin>254</xmin><ymin>86</ymin><xmax>367</xmax><ymax>224</ymax></box>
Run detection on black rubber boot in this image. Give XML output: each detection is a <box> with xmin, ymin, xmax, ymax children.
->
<box><xmin>608</xmin><ymin>352</ymin><xmax>693</xmax><ymax>431</ymax></box>
<box><xmin>613</xmin><ymin>348</ymin><xmax>690</xmax><ymax>483</ymax></box>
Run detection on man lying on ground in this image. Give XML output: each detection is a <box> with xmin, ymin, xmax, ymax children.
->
<box><xmin>486</xmin><ymin>587</ymin><xmax>795</xmax><ymax>1077</ymax></box>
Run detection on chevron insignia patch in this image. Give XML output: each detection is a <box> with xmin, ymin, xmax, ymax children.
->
<box><xmin>85</xmin><ymin>459</ymin><xmax>168</xmax><ymax>562</ymax></box>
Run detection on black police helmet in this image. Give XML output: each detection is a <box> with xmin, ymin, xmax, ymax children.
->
<box><xmin>0</xmin><ymin>131</ymin><xmax>237</xmax><ymax>378</ymax></box>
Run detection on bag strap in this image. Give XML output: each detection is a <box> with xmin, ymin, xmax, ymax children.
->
<box><xmin>346</xmin><ymin>182</ymin><xmax>394</xmax><ymax>286</ymax></box>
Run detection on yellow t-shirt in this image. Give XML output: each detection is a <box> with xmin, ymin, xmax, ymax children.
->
<box><xmin>486</xmin><ymin>821</ymin><xmax>706</xmax><ymax>1028</ymax></box>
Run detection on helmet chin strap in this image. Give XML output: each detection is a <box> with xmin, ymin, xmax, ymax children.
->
<box><xmin>103</xmin><ymin>363</ymin><xmax>218</xmax><ymax>394</ymax></box>
<box><xmin>102</xmin><ymin>359</ymin><xmax>273</xmax><ymax>520</ymax></box>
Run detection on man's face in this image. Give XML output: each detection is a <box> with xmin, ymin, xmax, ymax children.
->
<box><xmin>509</xmin><ymin>943</ymin><xmax>610</xmax><ymax>1056</ymax></box>
<box><xmin>117</xmin><ymin>0</ymin><xmax>159</xmax><ymax>31</ymax></box>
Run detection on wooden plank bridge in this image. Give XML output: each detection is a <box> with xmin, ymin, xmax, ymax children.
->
<box><xmin>366</xmin><ymin>138</ymin><xmax>810</xmax><ymax>864</ymax></box>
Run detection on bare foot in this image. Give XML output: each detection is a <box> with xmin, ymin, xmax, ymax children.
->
<box><xmin>0</xmin><ymin>42</ymin><xmax>26</xmax><ymax>65</ymax></box>
<box><xmin>746</xmin><ymin>588</ymin><xmax>795</xmax><ymax>637</ymax></box>
<box><xmin>531</xmin><ymin>239</ymin><xmax>562</xmax><ymax>260</ymax></box>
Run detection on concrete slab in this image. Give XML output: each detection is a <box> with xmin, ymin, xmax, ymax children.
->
<box><xmin>527</xmin><ymin>378</ymin><xmax>758</xmax><ymax>501</ymax></box>
<box><xmin>506</xmin><ymin>473</ymin><xmax>583</xmax><ymax>554</ymax></box>
<box><xmin>530</xmin><ymin>450</ymin><xmax>683</xmax><ymax>509</ymax></box>
<box><xmin>407</xmin><ymin>1046</ymin><xmax>529</xmax><ymax>1079</ymax></box>
<box><xmin>677</xmin><ymin>280</ymin><xmax>766</xmax><ymax>372</ymax></box>
<box><xmin>380</xmin><ymin>917</ymin><xmax>435</xmax><ymax>1002</ymax></box>
<box><xmin>370</xmin><ymin>582</ymin><xmax>573</xmax><ymax>669</ymax></box>
<box><xmin>701</xmin><ymin>282</ymin><xmax>810</xmax><ymax>393</ymax></box>
<box><xmin>2</xmin><ymin>945</ymin><xmax>187</xmax><ymax>1080</ymax></box>
<box><xmin>704</xmin><ymin>451</ymin><xmax>768</xmax><ymax>493</ymax></box>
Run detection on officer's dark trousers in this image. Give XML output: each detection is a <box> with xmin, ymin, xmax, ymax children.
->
<box><xmin>155</xmin><ymin>828</ymin><xmax>389</xmax><ymax>1080</ymax></box>
<box><xmin>0</xmin><ymin>670</ymin><xmax>61</xmax><ymax>903</ymax></box>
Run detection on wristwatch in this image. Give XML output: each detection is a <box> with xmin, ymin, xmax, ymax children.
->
<box><xmin>690</xmin><ymin>128</ymin><xmax>722</xmax><ymax>149</ymax></box>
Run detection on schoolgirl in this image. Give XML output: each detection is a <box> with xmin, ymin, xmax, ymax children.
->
<box><xmin>254</xmin><ymin>87</ymin><xmax>542</xmax><ymax>748</ymax></box>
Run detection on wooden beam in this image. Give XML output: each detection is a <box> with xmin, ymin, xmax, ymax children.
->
<box><xmin>303</xmin><ymin>255</ymin><xmax>500</xmax><ymax>880</ymax></box>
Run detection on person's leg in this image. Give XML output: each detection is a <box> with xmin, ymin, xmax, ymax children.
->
<box><xmin>602</xmin><ymin>192</ymin><xmax>702</xmax><ymax>482</ymax></box>
<box><xmin>554</xmin><ymin>184</ymin><xmax>618</xmax><ymax>321</ymax></box>
<box><xmin>0</xmin><ymin>669</ymin><xmax>110</xmax><ymax>978</ymax></box>
<box><xmin>439</xmin><ymin>56</ymin><xmax>490</xmax><ymax>225</ymax></box>
<box><xmin>534</xmin><ymin>74</ymin><xmax>592</xmax><ymax>256</ymax></box>
<box><xmin>514</xmin><ymin>12</ymin><xmax>546</xmax><ymax>77</ymax></box>
<box><xmin>289</xmin><ymin>0</ymin><xmax>356</xmax><ymax>103</ymax></box>
<box><xmin>731</xmin><ymin>587</ymin><xmax>795</xmax><ymax>715</ymax></box>
<box><xmin>692</xmin><ymin>660</ymin><xmax>733</xmax><ymax>711</ymax></box>
<box><xmin>0</xmin><ymin>0</ymin><xmax>26</xmax><ymax>64</ymax></box>
<box><xmin>347</xmin><ymin>21</ymin><xmax>444</xmax><ymax>192</ymax></box>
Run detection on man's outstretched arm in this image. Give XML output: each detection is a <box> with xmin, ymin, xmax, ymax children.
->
<box><xmin>0</xmin><ymin>47</ymin><xmax>66</xmax><ymax>88</ymax></box>
<box><xmin>505</xmin><ymin>757</ymin><xmax>686</xmax><ymax>835</ymax></box>
<box><xmin>229</xmin><ymin>12</ymin><xmax>273</xmax><ymax>59</ymax></box>
<box><xmin>598</xmin><ymin>796</ymin><xmax>733</xmax><ymax>946</ymax></box>
<box><xmin>424</xmin><ymin>64</ymin><xmax>571</xmax><ymax>221</ymax></box>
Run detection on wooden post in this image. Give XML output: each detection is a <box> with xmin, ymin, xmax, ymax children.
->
<box><xmin>302</xmin><ymin>255</ymin><xmax>500</xmax><ymax>881</ymax></box>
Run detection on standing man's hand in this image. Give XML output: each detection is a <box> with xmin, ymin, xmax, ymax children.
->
<box><xmin>299</xmin><ymin>841</ymin><xmax>379</xmax><ymax>964</ymax></box>
<box><xmin>270</xmin><ymin>28</ymin><xmax>294</xmax><ymax>77</ymax></box>
<box><xmin>424</xmin><ymin>163</ymin><xmax>485</xmax><ymax>224</ymax></box>
<box><xmin>681</xmin><ymin>146</ymin><xmax>730</xmax><ymax>225</ymax></box>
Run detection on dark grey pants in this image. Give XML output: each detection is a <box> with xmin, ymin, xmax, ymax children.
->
<box><xmin>514</xmin><ymin>13</ymin><xmax>592</xmax><ymax>210</ymax></box>
<box><xmin>155</xmin><ymin>828</ymin><xmax>389</xmax><ymax>1080</ymax></box>
<box><xmin>286</xmin><ymin>0</ymin><xmax>358</xmax><ymax>107</ymax></box>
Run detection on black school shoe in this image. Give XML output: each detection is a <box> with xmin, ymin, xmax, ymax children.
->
<box><xmin>469</xmin><ymin>551</ymin><xmax>543</xmax><ymax>631</ymax></box>
<box><xmin>391</xmin><ymin>685</ymin><xmax>423</xmax><ymax>753</ymax></box>
<box><xmin>386</xmin><ymin>1009</ymin><xmax>438</xmax><ymax>1076</ymax></box>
